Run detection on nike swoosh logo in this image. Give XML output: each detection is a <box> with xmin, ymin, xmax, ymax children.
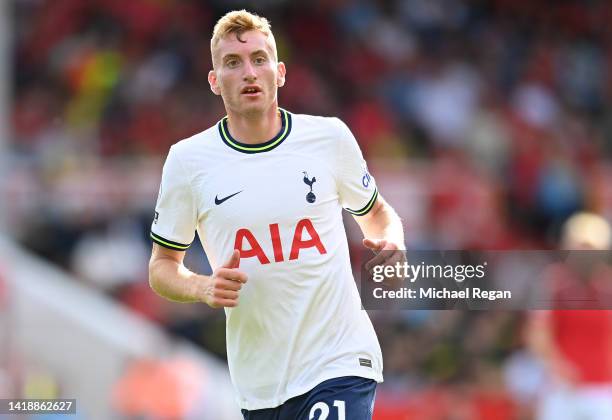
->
<box><xmin>215</xmin><ymin>191</ymin><xmax>242</xmax><ymax>205</ymax></box>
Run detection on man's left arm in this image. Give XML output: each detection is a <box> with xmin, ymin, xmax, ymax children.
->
<box><xmin>353</xmin><ymin>195</ymin><xmax>405</xmax><ymax>270</ymax></box>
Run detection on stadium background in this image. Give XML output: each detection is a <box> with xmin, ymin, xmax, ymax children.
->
<box><xmin>2</xmin><ymin>0</ymin><xmax>612</xmax><ymax>418</ymax></box>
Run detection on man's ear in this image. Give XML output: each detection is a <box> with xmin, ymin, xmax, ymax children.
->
<box><xmin>208</xmin><ymin>70</ymin><xmax>221</xmax><ymax>95</ymax></box>
<box><xmin>276</xmin><ymin>62</ymin><xmax>286</xmax><ymax>88</ymax></box>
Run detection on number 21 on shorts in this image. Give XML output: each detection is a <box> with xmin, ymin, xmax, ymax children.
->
<box><xmin>309</xmin><ymin>400</ymin><xmax>345</xmax><ymax>420</ymax></box>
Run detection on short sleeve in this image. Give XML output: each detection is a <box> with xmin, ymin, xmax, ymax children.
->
<box><xmin>150</xmin><ymin>146</ymin><xmax>197</xmax><ymax>250</ymax></box>
<box><xmin>334</xmin><ymin>118</ymin><xmax>378</xmax><ymax>216</ymax></box>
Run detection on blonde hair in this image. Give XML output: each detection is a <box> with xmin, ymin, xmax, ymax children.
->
<box><xmin>211</xmin><ymin>10</ymin><xmax>277</xmax><ymax>61</ymax></box>
<box><xmin>562</xmin><ymin>212</ymin><xmax>611</xmax><ymax>250</ymax></box>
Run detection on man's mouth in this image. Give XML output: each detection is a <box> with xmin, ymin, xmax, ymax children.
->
<box><xmin>241</xmin><ymin>86</ymin><xmax>262</xmax><ymax>95</ymax></box>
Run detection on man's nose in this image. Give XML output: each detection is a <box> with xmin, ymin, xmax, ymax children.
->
<box><xmin>242</xmin><ymin>61</ymin><xmax>257</xmax><ymax>81</ymax></box>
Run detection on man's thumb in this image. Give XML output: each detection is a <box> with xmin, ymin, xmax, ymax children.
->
<box><xmin>223</xmin><ymin>249</ymin><xmax>241</xmax><ymax>269</ymax></box>
<box><xmin>363</xmin><ymin>238</ymin><xmax>386</xmax><ymax>252</ymax></box>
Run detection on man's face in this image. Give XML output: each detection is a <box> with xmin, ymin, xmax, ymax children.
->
<box><xmin>209</xmin><ymin>30</ymin><xmax>286</xmax><ymax>116</ymax></box>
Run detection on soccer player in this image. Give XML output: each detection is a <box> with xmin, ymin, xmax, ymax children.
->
<box><xmin>148</xmin><ymin>10</ymin><xmax>404</xmax><ymax>420</ymax></box>
<box><xmin>526</xmin><ymin>212</ymin><xmax>612</xmax><ymax>420</ymax></box>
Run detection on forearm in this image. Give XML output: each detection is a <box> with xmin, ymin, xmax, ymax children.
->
<box><xmin>148</xmin><ymin>257</ymin><xmax>208</xmax><ymax>303</ymax></box>
<box><xmin>357</xmin><ymin>197</ymin><xmax>404</xmax><ymax>246</ymax></box>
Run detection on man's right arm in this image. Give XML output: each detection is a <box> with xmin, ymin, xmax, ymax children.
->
<box><xmin>148</xmin><ymin>244</ymin><xmax>247</xmax><ymax>307</ymax></box>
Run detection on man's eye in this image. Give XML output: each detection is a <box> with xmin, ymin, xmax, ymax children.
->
<box><xmin>254</xmin><ymin>56</ymin><xmax>266</xmax><ymax>64</ymax></box>
<box><xmin>227</xmin><ymin>59</ymin><xmax>239</xmax><ymax>67</ymax></box>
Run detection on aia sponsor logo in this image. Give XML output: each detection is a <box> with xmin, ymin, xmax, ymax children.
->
<box><xmin>233</xmin><ymin>218</ymin><xmax>326</xmax><ymax>264</ymax></box>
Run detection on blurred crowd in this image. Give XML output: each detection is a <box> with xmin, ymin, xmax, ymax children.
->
<box><xmin>7</xmin><ymin>0</ymin><xmax>612</xmax><ymax>418</ymax></box>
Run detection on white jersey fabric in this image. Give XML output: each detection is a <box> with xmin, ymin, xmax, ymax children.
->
<box><xmin>151</xmin><ymin>109</ymin><xmax>383</xmax><ymax>410</ymax></box>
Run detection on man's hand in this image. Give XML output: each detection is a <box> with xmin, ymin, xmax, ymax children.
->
<box><xmin>363</xmin><ymin>238</ymin><xmax>406</xmax><ymax>286</ymax></box>
<box><xmin>363</xmin><ymin>239</ymin><xmax>405</xmax><ymax>271</ymax></box>
<box><xmin>198</xmin><ymin>250</ymin><xmax>248</xmax><ymax>308</ymax></box>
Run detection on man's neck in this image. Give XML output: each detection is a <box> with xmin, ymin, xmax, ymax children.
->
<box><xmin>226</xmin><ymin>105</ymin><xmax>281</xmax><ymax>144</ymax></box>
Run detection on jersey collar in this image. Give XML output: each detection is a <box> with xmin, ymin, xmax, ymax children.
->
<box><xmin>218</xmin><ymin>108</ymin><xmax>292</xmax><ymax>154</ymax></box>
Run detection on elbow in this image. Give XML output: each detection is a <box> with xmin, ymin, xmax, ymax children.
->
<box><xmin>362</xmin><ymin>197</ymin><xmax>385</xmax><ymax>222</ymax></box>
<box><xmin>148</xmin><ymin>258</ymin><xmax>164</xmax><ymax>296</ymax></box>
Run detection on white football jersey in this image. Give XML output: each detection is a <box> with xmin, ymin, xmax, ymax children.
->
<box><xmin>151</xmin><ymin>109</ymin><xmax>383</xmax><ymax>410</ymax></box>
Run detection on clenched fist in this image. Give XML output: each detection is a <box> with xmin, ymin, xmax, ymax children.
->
<box><xmin>199</xmin><ymin>250</ymin><xmax>248</xmax><ymax>308</ymax></box>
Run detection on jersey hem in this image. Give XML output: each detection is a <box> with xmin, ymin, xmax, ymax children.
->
<box><xmin>150</xmin><ymin>231</ymin><xmax>191</xmax><ymax>250</ymax></box>
<box><xmin>345</xmin><ymin>188</ymin><xmax>378</xmax><ymax>216</ymax></box>
<box><xmin>236</xmin><ymin>370</ymin><xmax>383</xmax><ymax>411</ymax></box>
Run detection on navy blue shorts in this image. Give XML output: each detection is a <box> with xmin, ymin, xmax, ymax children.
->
<box><xmin>241</xmin><ymin>376</ymin><xmax>377</xmax><ymax>420</ymax></box>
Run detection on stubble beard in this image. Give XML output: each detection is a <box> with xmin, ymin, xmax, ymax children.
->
<box><xmin>227</xmin><ymin>89</ymin><xmax>277</xmax><ymax>119</ymax></box>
